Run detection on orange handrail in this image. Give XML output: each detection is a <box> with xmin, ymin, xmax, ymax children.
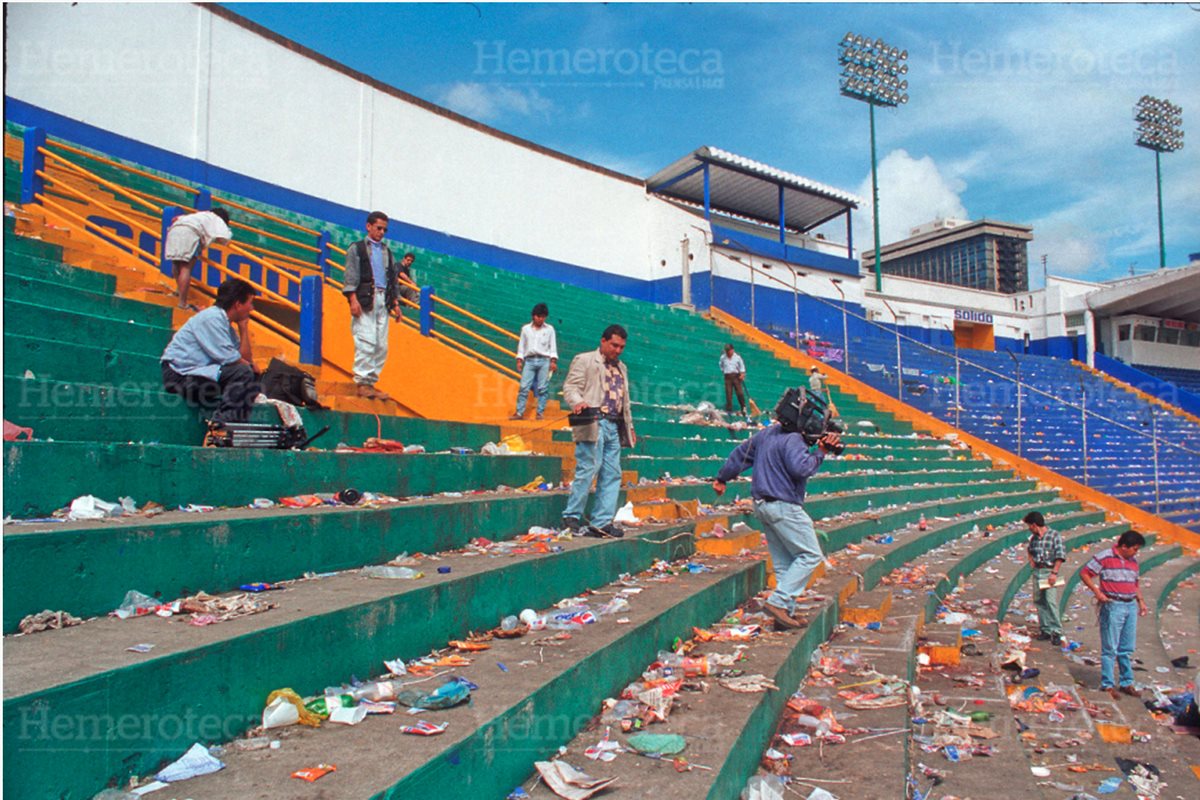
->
<box><xmin>236</xmin><ymin>241</ymin><xmax>323</xmax><ymax>273</ymax></box>
<box><xmin>430</xmin><ymin>329</ymin><xmax>520</xmax><ymax>379</ymax></box>
<box><xmin>37</xmin><ymin>194</ymin><xmax>160</xmax><ymax>266</ymax></box>
<box><xmin>228</xmin><ymin>219</ymin><xmax>320</xmax><ymax>253</ymax></box>
<box><xmin>429</xmin><ymin>309</ymin><xmax>517</xmax><ymax>359</ymax></box>
<box><xmin>211</xmin><ymin>194</ymin><xmax>320</xmax><ymax>237</ymax></box>
<box><xmin>37</xmin><ymin>170</ymin><xmax>161</xmax><ymax>240</ymax></box>
<box><xmin>47</xmin><ymin>139</ymin><xmax>200</xmax><ymax>195</ymax></box>
<box><xmin>429</xmin><ymin>291</ymin><xmax>520</xmax><ymax>342</ymax></box>
<box><xmin>44</xmin><ymin>165</ymin><xmax>180</xmax><ymax>215</ymax></box>
<box><xmin>327</xmin><ymin>242</ymin><xmax>348</xmax><ymax>256</ymax></box>
<box><xmin>42</xmin><ymin>149</ymin><xmax>162</xmax><ymax>215</ymax></box>
<box><xmin>220</xmin><ymin>243</ymin><xmax>303</xmax><ymax>311</ymax></box>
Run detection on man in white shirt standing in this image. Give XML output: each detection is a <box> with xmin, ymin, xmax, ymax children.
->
<box><xmin>719</xmin><ymin>343</ymin><xmax>747</xmax><ymax>416</ymax></box>
<box><xmin>163</xmin><ymin>208</ymin><xmax>233</xmax><ymax>311</ymax></box>
<box><xmin>512</xmin><ymin>303</ymin><xmax>558</xmax><ymax>420</ymax></box>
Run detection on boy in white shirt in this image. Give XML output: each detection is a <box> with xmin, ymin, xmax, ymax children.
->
<box><xmin>512</xmin><ymin>303</ymin><xmax>558</xmax><ymax>420</ymax></box>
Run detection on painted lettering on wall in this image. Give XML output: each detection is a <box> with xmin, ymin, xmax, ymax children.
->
<box><xmin>954</xmin><ymin>308</ymin><xmax>994</xmax><ymax>324</ymax></box>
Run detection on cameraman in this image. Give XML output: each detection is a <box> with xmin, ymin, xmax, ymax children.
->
<box><xmin>712</xmin><ymin>412</ymin><xmax>840</xmax><ymax>630</ymax></box>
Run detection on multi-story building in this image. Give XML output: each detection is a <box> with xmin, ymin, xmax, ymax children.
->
<box><xmin>863</xmin><ymin>218</ymin><xmax>1033</xmax><ymax>294</ymax></box>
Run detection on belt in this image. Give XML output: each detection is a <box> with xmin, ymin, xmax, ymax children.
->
<box><xmin>756</xmin><ymin>494</ymin><xmax>788</xmax><ymax>503</ymax></box>
<box><xmin>1033</xmin><ymin>563</ymin><xmax>1058</xmax><ymax>569</ymax></box>
<box><xmin>1106</xmin><ymin>595</ymin><xmax>1136</xmax><ymax>603</ymax></box>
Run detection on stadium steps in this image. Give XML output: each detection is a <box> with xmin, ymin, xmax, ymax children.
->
<box><xmin>2</xmin><ymin>518</ymin><xmax>714</xmax><ymax>798</ymax></box>
<box><xmin>894</xmin><ymin>518</ymin><xmax>1130</xmax><ymax>800</ymax></box>
<box><xmin>1155</xmin><ymin>559</ymin><xmax>1200</xmax><ymax>676</ymax></box>
<box><xmin>1049</xmin><ymin>541</ymin><xmax>1200</xmax><ymax>795</ymax></box>
<box><xmin>513</xmin><ymin>499</ymin><xmax>1094</xmax><ymax>798</ymax></box>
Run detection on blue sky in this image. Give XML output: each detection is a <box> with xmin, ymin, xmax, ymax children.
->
<box><xmin>226</xmin><ymin>2</ymin><xmax>1199</xmax><ymax>286</ymax></box>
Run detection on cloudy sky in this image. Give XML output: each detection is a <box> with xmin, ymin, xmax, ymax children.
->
<box><xmin>227</xmin><ymin>2</ymin><xmax>1198</xmax><ymax>285</ymax></box>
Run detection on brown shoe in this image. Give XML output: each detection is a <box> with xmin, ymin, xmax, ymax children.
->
<box><xmin>1105</xmin><ymin>687</ymin><xmax>1121</xmax><ymax>700</ymax></box>
<box><xmin>356</xmin><ymin>384</ymin><xmax>376</xmax><ymax>398</ymax></box>
<box><xmin>1119</xmin><ymin>685</ymin><xmax>1141</xmax><ymax>698</ymax></box>
<box><xmin>763</xmin><ymin>603</ymin><xmax>805</xmax><ymax>630</ymax></box>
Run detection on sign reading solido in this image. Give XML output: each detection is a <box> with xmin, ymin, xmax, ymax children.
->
<box><xmin>954</xmin><ymin>309</ymin><xmax>994</xmax><ymax>324</ymax></box>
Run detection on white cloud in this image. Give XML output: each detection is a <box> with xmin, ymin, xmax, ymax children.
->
<box><xmin>438</xmin><ymin>82</ymin><xmax>554</xmax><ymax>122</ymax></box>
<box><xmin>855</xmin><ymin>149</ymin><xmax>969</xmax><ymax>246</ymax></box>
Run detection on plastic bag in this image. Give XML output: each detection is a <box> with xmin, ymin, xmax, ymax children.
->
<box><xmin>396</xmin><ymin>678</ymin><xmax>471</xmax><ymax>710</ymax></box>
<box><xmin>264</xmin><ymin>688</ymin><xmax>323</xmax><ymax>727</ymax></box>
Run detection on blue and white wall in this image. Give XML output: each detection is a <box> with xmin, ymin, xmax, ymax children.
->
<box><xmin>5</xmin><ymin>3</ymin><xmax>707</xmax><ymax>300</ymax></box>
<box><xmin>9</xmin><ymin>2</ymin><xmax>1097</xmax><ymax>363</ymax></box>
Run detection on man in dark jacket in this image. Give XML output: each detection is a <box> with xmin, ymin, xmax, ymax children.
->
<box><xmin>343</xmin><ymin>211</ymin><xmax>400</xmax><ymax>399</ymax></box>
<box><xmin>713</xmin><ymin>402</ymin><xmax>840</xmax><ymax>630</ymax></box>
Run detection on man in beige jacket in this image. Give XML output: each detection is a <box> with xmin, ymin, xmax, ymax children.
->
<box><xmin>560</xmin><ymin>324</ymin><xmax>636</xmax><ymax>538</ymax></box>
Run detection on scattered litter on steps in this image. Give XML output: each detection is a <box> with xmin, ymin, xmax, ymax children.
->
<box><xmin>17</xmin><ymin>609</ymin><xmax>82</xmax><ymax>634</ymax></box>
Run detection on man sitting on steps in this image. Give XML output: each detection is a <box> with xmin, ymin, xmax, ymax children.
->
<box><xmin>161</xmin><ymin>277</ymin><xmax>259</xmax><ymax>423</ymax></box>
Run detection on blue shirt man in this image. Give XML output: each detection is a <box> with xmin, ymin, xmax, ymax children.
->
<box><xmin>713</xmin><ymin>421</ymin><xmax>840</xmax><ymax>630</ymax></box>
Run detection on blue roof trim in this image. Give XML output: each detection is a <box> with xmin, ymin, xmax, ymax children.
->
<box><xmin>710</xmin><ymin>224</ymin><xmax>860</xmax><ymax>278</ymax></box>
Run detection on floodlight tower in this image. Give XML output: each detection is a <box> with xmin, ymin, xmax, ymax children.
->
<box><xmin>838</xmin><ymin>32</ymin><xmax>909</xmax><ymax>292</ymax></box>
<box><xmin>1134</xmin><ymin>95</ymin><xmax>1184</xmax><ymax>269</ymax></box>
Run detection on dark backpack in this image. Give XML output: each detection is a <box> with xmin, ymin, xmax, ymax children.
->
<box><xmin>261</xmin><ymin>358</ymin><xmax>323</xmax><ymax>409</ymax></box>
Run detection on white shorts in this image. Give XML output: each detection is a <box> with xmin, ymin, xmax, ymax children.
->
<box><xmin>164</xmin><ymin>224</ymin><xmax>203</xmax><ymax>263</ymax></box>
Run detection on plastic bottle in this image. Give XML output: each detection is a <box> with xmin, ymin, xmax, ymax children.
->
<box><xmin>918</xmin><ymin>513</ymin><xmax>928</xmax><ymax>531</ymax></box>
<box><xmin>656</xmin><ymin>651</ymin><xmax>710</xmax><ymax>677</ymax></box>
<box><xmin>304</xmin><ymin>694</ymin><xmax>356</xmax><ymax>717</ymax></box>
<box><xmin>500</xmin><ymin>615</ymin><xmax>520</xmax><ymax>631</ymax></box>
<box><xmin>361</xmin><ymin>565</ymin><xmax>423</xmax><ymax>579</ymax></box>
<box><xmin>350</xmin><ymin>680</ymin><xmax>397</xmax><ymax>702</ymax></box>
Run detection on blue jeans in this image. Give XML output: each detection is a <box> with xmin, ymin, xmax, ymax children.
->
<box><xmin>753</xmin><ymin>499</ymin><xmax>824</xmax><ymax>615</ymax></box>
<box><xmin>516</xmin><ymin>356</ymin><xmax>551</xmax><ymax>416</ymax></box>
<box><xmin>1098</xmin><ymin>599</ymin><xmax>1138</xmax><ymax>689</ymax></box>
<box><xmin>563</xmin><ymin>418</ymin><xmax>622</xmax><ymax>528</ymax></box>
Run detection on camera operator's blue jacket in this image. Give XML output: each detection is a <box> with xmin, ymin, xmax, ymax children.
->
<box><xmin>715</xmin><ymin>424</ymin><xmax>826</xmax><ymax>505</ymax></box>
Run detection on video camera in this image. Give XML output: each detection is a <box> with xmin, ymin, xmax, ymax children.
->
<box><xmin>774</xmin><ymin>387</ymin><xmax>845</xmax><ymax>455</ymax></box>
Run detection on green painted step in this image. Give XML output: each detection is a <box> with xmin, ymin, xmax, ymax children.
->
<box><xmin>4</xmin><ymin>234</ymin><xmax>65</xmax><ymax>262</ymax></box>
<box><xmin>809</xmin><ymin>485</ymin><xmax>1054</xmax><ymax>523</ymax></box>
<box><xmin>3</xmin><ymin>375</ymin><xmax>507</xmax><ymax>449</ymax></box>
<box><xmin>223</xmin><ymin>559</ymin><xmax>764</xmax><ymax>799</ymax></box>
<box><xmin>668</xmin><ymin>471</ymin><xmax>1024</xmax><ymax>505</ymax></box>
<box><xmin>622</xmin><ymin>454</ymin><xmax>989</xmax><ymax>481</ymax></box>
<box><xmin>922</xmin><ymin>511</ymin><xmax>1110</xmax><ymax>621</ymax></box>
<box><xmin>4</xmin><ymin>252</ymin><xmax>118</xmax><ymax>293</ymax></box>
<box><xmin>5</xmin><ymin>334</ymin><xmax>165</xmax><ymax>386</ymax></box>
<box><xmin>4</xmin><ymin>300</ymin><xmax>171</xmax><ymax>357</ymax></box>
<box><xmin>4</xmin><ymin>274</ymin><xmax>173</xmax><ymax>326</ymax></box>
<box><xmin>2</xmin><ymin>490</ymin><xmax>569</xmax><ymax>632</ymax></box>
<box><xmin>3</xmin><ymin>440</ymin><xmax>563</xmax><ymax>518</ymax></box>
<box><xmin>2</xmin><ymin>525</ymin><xmax>701</xmax><ymax>798</ymax></box>
<box><xmin>997</xmin><ymin>524</ymin><xmax>1134</xmax><ymax>620</ymax></box>
<box><xmin>629</xmin><ymin>434</ymin><xmax>962</xmax><ymax>460</ymax></box>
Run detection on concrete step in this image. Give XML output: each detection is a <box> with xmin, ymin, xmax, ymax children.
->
<box><xmin>2</xmin><ymin>519</ymin><xmax>711</xmax><ymax>797</ymax></box>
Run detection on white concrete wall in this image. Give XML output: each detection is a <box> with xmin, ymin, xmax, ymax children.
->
<box><xmin>6</xmin><ymin>3</ymin><xmax>705</xmax><ymax>282</ymax></box>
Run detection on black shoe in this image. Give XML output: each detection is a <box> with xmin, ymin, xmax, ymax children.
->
<box><xmin>1034</xmin><ymin>632</ymin><xmax>1051</xmax><ymax>641</ymax></box>
<box><xmin>584</xmin><ymin>523</ymin><xmax>625</xmax><ymax>539</ymax></box>
<box><xmin>561</xmin><ymin>517</ymin><xmax>581</xmax><ymax>533</ymax></box>
<box><xmin>1050</xmin><ymin>634</ymin><xmax>1063</xmax><ymax>647</ymax></box>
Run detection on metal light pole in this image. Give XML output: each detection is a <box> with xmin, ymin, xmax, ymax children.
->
<box><xmin>1007</xmin><ymin>351</ymin><xmax>1022</xmax><ymax>457</ymax></box>
<box><xmin>882</xmin><ymin>298</ymin><xmax>902</xmax><ymax>400</ymax></box>
<box><xmin>831</xmin><ymin>278</ymin><xmax>849</xmax><ymax>372</ymax></box>
<box><xmin>839</xmin><ymin>32</ymin><xmax>908</xmax><ymax>292</ymax></box>
<box><xmin>1150</xmin><ymin>406</ymin><xmax>1160</xmax><ymax>514</ymax></box>
<box><xmin>1134</xmin><ymin>95</ymin><xmax>1184</xmax><ymax>269</ymax></box>
<box><xmin>1080</xmin><ymin>377</ymin><xmax>1089</xmax><ymax>487</ymax></box>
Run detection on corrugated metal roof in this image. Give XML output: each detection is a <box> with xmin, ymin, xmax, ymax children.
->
<box><xmin>647</xmin><ymin>146</ymin><xmax>861</xmax><ymax>233</ymax></box>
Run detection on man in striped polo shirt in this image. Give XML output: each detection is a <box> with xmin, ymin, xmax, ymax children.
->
<box><xmin>1079</xmin><ymin>530</ymin><xmax>1148</xmax><ymax>699</ymax></box>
